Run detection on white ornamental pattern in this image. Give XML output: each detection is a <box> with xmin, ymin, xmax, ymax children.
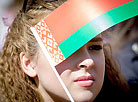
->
<box><xmin>35</xmin><ymin>20</ymin><xmax>65</xmax><ymax>65</ymax></box>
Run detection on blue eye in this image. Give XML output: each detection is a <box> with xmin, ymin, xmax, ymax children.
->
<box><xmin>88</xmin><ymin>45</ymin><xmax>102</xmax><ymax>51</ymax></box>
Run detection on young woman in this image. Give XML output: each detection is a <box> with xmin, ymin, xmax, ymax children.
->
<box><xmin>0</xmin><ymin>0</ymin><xmax>128</xmax><ymax>102</ymax></box>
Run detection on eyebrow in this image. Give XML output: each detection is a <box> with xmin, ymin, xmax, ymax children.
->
<box><xmin>89</xmin><ymin>37</ymin><xmax>103</xmax><ymax>42</ymax></box>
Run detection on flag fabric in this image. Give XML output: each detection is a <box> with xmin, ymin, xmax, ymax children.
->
<box><xmin>44</xmin><ymin>0</ymin><xmax>132</xmax><ymax>45</ymax></box>
<box><xmin>31</xmin><ymin>0</ymin><xmax>138</xmax><ymax>66</ymax></box>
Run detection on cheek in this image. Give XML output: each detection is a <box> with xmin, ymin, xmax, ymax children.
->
<box><xmin>94</xmin><ymin>52</ymin><xmax>105</xmax><ymax>79</ymax></box>
<box><xmin>95</xmin><ymin>51</ymin><xmax>105</xmax><ymax>67</ymax></box>
<box><xmin>92</xmin><ymin>52</ymin><xmax>105</xmax><ymax>96</ymax></box>
<box><xmin>36</xmin><ymin>62</ymin><xmax>64</xmax><ymax>93</ymax></box>
<box><xmin>55</xmin><ymin>56</ymin><xmax>74</xmax><ymax>75</ymax></box>
<box><xmin>36</xmin><ymin>55</ymin><xmax>68</xmax><ymax>95</ymax></box>
<box><xmin>37</xmin><ymin>61</ymin><xmax>56</xmax><ymax>85</ymax></box>
<box><xmin>35</xmin><ymin>55</ymin><xmax>58</xmax><ymax>87</ymax></box>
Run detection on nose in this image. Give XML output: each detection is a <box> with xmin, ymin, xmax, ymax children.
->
<box><xmin>77</xmin><ymin>59</ymin><xmax>94</xmax><ymax>69</ymax></box>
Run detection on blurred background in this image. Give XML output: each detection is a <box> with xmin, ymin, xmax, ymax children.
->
<box><xmin>0</xmin><ymin>0</ymin><xmax>23</xmax><ymax>51</ymax></box>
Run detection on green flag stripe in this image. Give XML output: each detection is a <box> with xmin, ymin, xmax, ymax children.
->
<box><xmin>59</xmin><ymin>0</ymin><xmax>138</xmax><ymax>58</ymax></box>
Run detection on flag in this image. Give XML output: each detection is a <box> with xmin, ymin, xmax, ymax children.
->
<box><xmin>31</xmin><ymin>0</ymin><xmax>138</xmax><ymax>66</ymax></box>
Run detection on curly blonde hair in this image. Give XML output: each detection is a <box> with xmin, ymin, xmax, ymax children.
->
<box><xmin>0</xmin><ymin>0</ymin><xmax>64</xmax><ymax>101</ymax></box>
<box><xmin>0</xmin><ymin>0</ymin><xmax>129</xmax><ymax>102</ymax></box>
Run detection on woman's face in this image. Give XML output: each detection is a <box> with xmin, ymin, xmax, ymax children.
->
<box><xmin>35</xmin><ymin>35</ymin><xmax>105</xmax><ymax>102</ymax></box>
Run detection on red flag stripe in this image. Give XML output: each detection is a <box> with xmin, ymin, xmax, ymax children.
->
<box><xmin>44</xmin><ymin>0</ymin><xmax>132</xmax><ymax>44</ymax></box>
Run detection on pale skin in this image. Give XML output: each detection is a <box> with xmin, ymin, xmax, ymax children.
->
<box><xmin>20</xmin><ymin>34</ymin><xmax>105</xmax><ymax>102</ymax></box>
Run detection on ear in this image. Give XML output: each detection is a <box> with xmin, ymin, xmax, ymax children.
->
<box><xmin>20</xmin><ymin>52</ymin><xmax>37</xmax><ymax>77</ymax></box>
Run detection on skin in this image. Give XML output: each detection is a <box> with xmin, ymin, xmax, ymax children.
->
<box><xmin>20</xmin><ymin>34</ymin><xmax>105</xmax><ymax>102</ymax></box>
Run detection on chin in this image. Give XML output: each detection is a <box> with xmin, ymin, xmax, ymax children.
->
<box><xmin>74</xmin><ymin>97</ymin><xmax>94</xmax><ymax>102</ymax></box>
<box><xmin>73</xmin><ymin>91</ymin><xmax>95</xmax><ymax>102</ymax></box>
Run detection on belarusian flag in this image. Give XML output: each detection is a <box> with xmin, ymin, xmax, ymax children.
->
<box><xmin>31</xmin><ymin>0</ymin><xmax>138</xmax><ymax>66</ymax></box>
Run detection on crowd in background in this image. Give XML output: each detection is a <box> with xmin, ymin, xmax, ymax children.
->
<box><xmin>0</xmin><ymin>0</ymin><xmax>23</xmax><ymax>51</ymax></box>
